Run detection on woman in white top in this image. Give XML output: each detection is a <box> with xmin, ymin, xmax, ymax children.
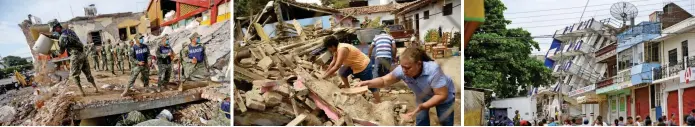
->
<box><xmin>593</xmin><ymin>116</ymin><xmax>608</xmax><ymax>126</ymax></box>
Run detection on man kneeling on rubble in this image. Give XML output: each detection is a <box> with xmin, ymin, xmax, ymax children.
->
<box><xmin>123</xmin><ymin>36</ymin><xmax>151</xmax><ymax>96</ymax></box>
<box><xmin>47</xmin><ymin>19</ymin><xmax>100</xmax><ymax>96</ymax></box>
<box><xmin>321</xmin><ymin>35</ymin><xmax>381</xmax><ymax>103</ymax></box>
<box><xmin>357</xmin><ymin>47</ymin><xmax>455</xmax><ymax>126</ymax></box>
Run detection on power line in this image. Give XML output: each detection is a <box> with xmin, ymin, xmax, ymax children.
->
<box><xmin>504</xmin><ymin>0</ymin><xmax>651</xmax><ymax>14</ymax></box>
<box><xmin>505</xmin><ymin>0</ymin><xmax>683</xmax><ymax>20</ymax></box>
<box><xmin>506</xmin><ymin>5</ymin><xmax>693</xmax><ymax>25</ymax></box>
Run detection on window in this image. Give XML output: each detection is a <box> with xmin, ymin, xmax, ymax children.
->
<box><xmin>381</xmin><ymin>20</ymin><xmax>395</xmax><ymax>26</ymax></box>
<box><xmin>118</xmin><ymin>28</ymin><xmax>127</xmax><ymax>41</ymax></box>
<box><xmin>683</xmin><ymin>40</ymin><xmax>689</xmax><ymax>57</ymax></box>
<box><xmin>443</xmin><ymin>3</ymin><xmax>453</xmax><ymax>16</ymax></box>
<box><xmin>424</xmin><ymin>10</ymin><xmax>429</xmax><ymax>19</ymax></box>
<box><xmin>669</xmin><ymin>49</ymin><xmax>677</xmax><ymax>66</ymax></box>
<box><xmin>646</xmin><ymin>42</ymin><xmax>660</xmax><ymax>62</ymax></box>
<box><xmin>130</xmin><ymin>26</ymin><xmax>137</xmax><ymax>35</ymax></box>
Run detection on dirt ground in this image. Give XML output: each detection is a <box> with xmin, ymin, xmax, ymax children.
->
<box><xmin>378</xmin><ymin>53</ymin><xmax>462</xmax><ymax>126</ymax></box>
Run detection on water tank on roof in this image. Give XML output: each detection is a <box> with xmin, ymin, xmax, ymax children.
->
<box><xmin>84</xmin><ymin>4</ymin><xmax>97</xmax><ymax>17</ymax></box>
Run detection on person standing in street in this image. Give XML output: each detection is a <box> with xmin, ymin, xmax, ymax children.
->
<box><xmin>46</xmin><ymin>19</ymin><xmax>99</xmax><ymax>96</ymax></box>
<box><xmin>115</xmin><ymin>42</ymin><xmax>125</xmax><ymax>74</ymax></box>
<box><xmin>104</xmin><ymin>39</ymin><xmax>116</xmax><ymax>75</ymax></box>
<box><xmin>686</xmin><ymin>109</ymin><xmax>695</xmax><ymax>126</ymax></box>
<box><xmin>155</xmin><ymin>35</ymin><xmax>174</xmax><ymax>93</ymax></box>
<box><xmin>513</xmin><ymin>110</ymin><xmax>521</xmax><ymax>126</ymax></box>
<box><xmin>123</xmin><ymin>36</ymin><xmax>150</xmax><ymax>96</ymax></box>
<box><xmin>86</xmin><ymin>42</ymin><xmax>100</xmax><ymax>71</ymax></box>
<box><xmin>100</xmin><ymin>40</ymin><xmax>108</xmax><ymax>71</ymax></box>
<box><xmin>357</xmin><ymin>47</ymin><xmax>455</xmax><ymax>126</ymax></box>
<box><xmin>180</xmin><ymin>32</ymin><xmax>208</xmax><ymax>91</ymax></box>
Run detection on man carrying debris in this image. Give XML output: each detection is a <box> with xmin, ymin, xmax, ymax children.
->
<box><xmin>155</xmin><ymin>35</ymin><xmax>175</xmax><ymax>92</ymax></box>
<box><xmin>179</xmin><ymin>32</ymin><xmax>208</xmax><ymax>91</ymax></box>
<box><xmin>104</xmin><ymin>39</ymin><xmax>116</xmax><ymax>75</ymax></box>
<box><xmin>115</xmin><ymin>42</ymin><xmax>125</xmax><ymax>74</ymax></box>
<box><xmin>124</xmin><ymin>35</ymin><xmax>151</xmax><ymax>96</ymax></box>
<box><xmin>321</xmin><ymin>35</ymin><xmax>380</xmax><ymax>103</ymax></box>
<box><xmin>357</xmin><ymin>47</ymin><xmax>455</xmax><ymax>126</ymax></box>
<box><xmin>47</xmin><ymin>19</ymin><xmax>100</xmax><ymax>96</ymax></box>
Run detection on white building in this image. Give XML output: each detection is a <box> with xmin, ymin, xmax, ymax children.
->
<box><xmin>541</xmin><ymin>18</ymin><xmax>619</xmax><ymax>121</ymax></box>
<box><xmin>338</xmin><ymin>2</ymin><xmax>408</xmax><ymax>26</ymax></box>
<box><xmin>393</xmin><ymin>0</ymin><xmax>461</xmax><ymax>41</ymax></box>
<box><xmin>490</xmin><ymin>96</ymin><xmax>538</xmax><ymax>121</ymax></box>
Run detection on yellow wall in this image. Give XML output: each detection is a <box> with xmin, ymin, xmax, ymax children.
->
<box><xmin>117</xmin><ymin>19</ymin><xmax>142</xmax><ymax>41</ymax></box>
<box><xmin>147</xmin><ymin>0</ymin><xmax>163</xmax><ymax>26</ymax></box>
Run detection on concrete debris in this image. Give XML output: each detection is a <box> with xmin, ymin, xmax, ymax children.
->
<box><xmin>262</xmin><ymin>91</ymin><xmax>282</xmax><ymax>106</ymax></box>
<box><xmin>134</xmin><ymin>119</ymin><xmax>182</xmax><ymax>126</ymax></box>
<box><xmin>0</xmin><ymin>106</ymin><xmax>17</xmax><ymax>123</ymax></box>
<box><xmin>156</xmin><ymin>109</ymin><xmax>173</xmax><ymax>121</ymax></box>
<box><xmin>100</xmin><ymin>84</ymin><xmax>115</xmax><ymax>90</ymax></box>
<box><xmin>304</xmin><ymin>99</ymin><xmax>317</xmax><ymax>110</ymax></box>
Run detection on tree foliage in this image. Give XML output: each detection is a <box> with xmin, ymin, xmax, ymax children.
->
<box><xmin>234</xmin><ymin>0</ymin><xmax>273</xmax><ymax>18</ymax></box>
<box><xmin>2</xmin><ymin>56</ymin><xmax>29</xmax><ymax>67</ymax></box>
<box><xmin>464</xmin><ymin>0</ymin><xmax>554</xmax><ymax>98</ymax></box>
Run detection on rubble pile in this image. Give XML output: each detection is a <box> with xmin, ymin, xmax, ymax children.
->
<box><xmin>233</xmin><ymin>27</ymin><xmax>406</xmax><ymax>126</ymax></box>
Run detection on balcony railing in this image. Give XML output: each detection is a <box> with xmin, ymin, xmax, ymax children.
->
<box><xmin>654</xmin><ymin>60</ymin><xmax>684</xmax><ymax>80</ymax></box>
<box><xmin>552</xmin><ymin>61</ymin><xmax>603</xmax><ymax>82</ymax></box>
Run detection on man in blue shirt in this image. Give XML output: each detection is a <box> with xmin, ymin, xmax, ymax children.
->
<box><xmin>123</xmin><ymin>35</ymin><xmax>150</xmax><ymax>96</ymax></box>
<box><xmin>357</xmin><ymin>47</ymin><xmax>455</xmax><ymax>126</ymax></box>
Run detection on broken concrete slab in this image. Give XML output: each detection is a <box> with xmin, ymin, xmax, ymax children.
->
<box><xmin>258</xmin><ymin>57</ymin><xmax>273</xmax><ymax>71</ymax></box>
<box><xmin>304</xmin><ymin>99</ymin><xmax>317</xmax><ymax>110</ymax></box>
<box><xmin>262</xmin><ymin>91</ymin><xmax>282</xmax><ymax>106</ymax></box>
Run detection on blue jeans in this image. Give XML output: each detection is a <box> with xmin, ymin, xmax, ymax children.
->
<box><xmin>339</xmin><ymin>63</ymin><xmax>377</xmax><ymax>92</ymax></box>
<box><xmin>374</xmin><ymin>57</ymin><xmax>392</xmax><ymax>77</ymax></box>
<box><xmin>416</xmin><ymin>95</ymin><xmax>455</xmax><ymax>126</ymax></box>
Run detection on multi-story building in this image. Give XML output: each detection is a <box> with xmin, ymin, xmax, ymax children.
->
<box><xmin>540</xmin><ymin>18</ymin><xmax>618</xmax><ymax>121</ymax></box>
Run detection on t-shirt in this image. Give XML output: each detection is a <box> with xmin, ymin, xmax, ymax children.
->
<box><xmin>392</xmin><ymin>61</ymin><xmax>455</xmax><ymax>103</ymax></box>
<box><xmin>337</xmin><ymin>43</ymin><xmax>370</xmax><ymax>74</ymax></box>
<box><xmin>372</xmin><ymin>33</ymin><xmax>394</xmax><ymax>59</ymax></box>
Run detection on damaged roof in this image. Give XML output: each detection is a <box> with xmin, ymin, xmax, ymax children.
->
<box><xmin>238</xmin><ymin>0</ymin><xmax>339</xmax><ymax>27</ymax></box>
<box><xmin>392</xmin><ymin>0</ymin><xmax>436</xmax><ymax>15</ymax></box>
<box><xmin>67</xmin><ymin>12</ymin><xmax>143</xmax><ymax>22</ymax></box>
<box><xmin>339</xmin><ymin>2</ymin><xmax>415</xmax><ymax>16</ymax></box>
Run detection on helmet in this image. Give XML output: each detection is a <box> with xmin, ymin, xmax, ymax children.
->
<box><xmin>47</xmin><ymin>19</ymin><xmax>62</xmax><ymax>32</ymax></box>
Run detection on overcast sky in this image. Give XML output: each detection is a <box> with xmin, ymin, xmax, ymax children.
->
<box><xmin>501</xmin><ymin>0</ymin><xmax>694</xmax><ymax>55</ymax></box>
<box><xmin>0</xmin><ymin>0</ymin><xmax>148</xmax><ymax>58</ymax></box>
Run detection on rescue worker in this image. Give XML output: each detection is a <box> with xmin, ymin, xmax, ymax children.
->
<box><xmin>123</xmin><ymin>36</ymin><xmax>150</xmax><ymax>96</ymax></box>
<box><xmin>100</xmin><ymin>41</ymin><xmax>108</xmax><ymax>71</ymax></box>
<box><xmin>86</xmin><ymin>42</ymin><xmax>100</xmax><ymax>71</ymax></box>
<box><xmin>46</xmin><ymin>19</ymin><xmax>99</xmax><ymax>96</ymax></box>
<box><xmin>179</xmin><ymin>32</ymin><xmax>208</xmax><ymax>91</ymax></box>
<box><xmin>126</xmin><ymin>39</ymin><xmax>133</xmax><ymax>70</ymax></box>
<box><xmin>155</xmin><ymin>35</ymin><xmax>175</xmax><ymax>92</ymax></box>
<box><xmin>115</xmin><ymin>42</ymin><xmax>125</xmax><ymax>74</ymax></box>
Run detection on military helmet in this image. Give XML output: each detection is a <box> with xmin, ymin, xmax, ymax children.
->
<box><xmin>47</xmin><ymin>19</ymin><xmax>62</xmax><ymax>32</ymax></box>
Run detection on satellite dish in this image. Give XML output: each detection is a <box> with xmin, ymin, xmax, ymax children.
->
<box><xmin>610</xmin><ymin>2</ymin><xmax>638</xmax><ymax>26</ymax></box>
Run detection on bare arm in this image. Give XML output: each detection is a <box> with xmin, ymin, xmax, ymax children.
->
<box><xmin>327</xmin><ymin>52</ymin><xmax>337</xmax><ymax>70</ymax></box>
<box><xmin>412</xmin><ymin>86</ymin><xmax>449</xmax><ymax>112</ymax></box>
<box><xmin>361</xmin><ymin>72</ymin><xmax>401</xmax><ymax>88</ymax></box>
<box><xmin>368</xmin><ymin>44</ymin><xmax>374</xmax><ymax>57</ymax></box>
<box><xmin>323</xmin><ymin>47</ymin><xmax>349</xmax><ymax>77</ymax></box>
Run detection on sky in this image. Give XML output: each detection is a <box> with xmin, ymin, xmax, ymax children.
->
<box><xmin>0</xmin><ymin>0</ymin><xmax>149</xmax><ymax>58</ymax></box>
<box><xmin>501</xmin><ymin>0</ymin><xmax>695</xmax><ymax>55</ymax></box>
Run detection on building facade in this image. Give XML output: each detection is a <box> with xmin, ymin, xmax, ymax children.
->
<box><xmin>393</xmin><ymin>0</ymin><xmax>460</xmax><ymax>41</ymax></box>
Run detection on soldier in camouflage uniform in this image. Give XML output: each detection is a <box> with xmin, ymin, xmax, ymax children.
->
<box><xmin>103</xmin><ymin>40</ymin><xmax>116</xmax><ymax>75</ymax></box>
<box><xmin>179</xmin><ymin>32</ymin><xmax>208</xmax><ymax>91</ymax></box>
<box><xmin>86</xmin><ymin>43</ymin><xmax>100</xmax><ymax>71</ymax></box>
<box><xmin>155</xmin><ymin>35</ymin><xmax>174</xmax><ymax>92</ymax></box>
<box><xmin>100</xmin><ymin>41</ymin><xmax>108</xmax><ymax>71</ymax></box>
<box><xmin>124</xmin><ymin>35</ymin><xmax>150</xmax><ymax>96</ymax></box>
<box><xmin>125</xmin><ymin>40</ymin><xmax>133</xmax><ymax>70</ymax></box>
<box><xmin>47</xmin><ymin>19</ymin><xmax>99</xmax><ymax>96</ymax></box>
<box><xmin>115</xmin><ymin>42</ymin><xmax>125</xmax><ymax>74</ymax></box>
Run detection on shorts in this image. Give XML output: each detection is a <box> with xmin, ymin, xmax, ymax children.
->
<box><xmin>339</xmin><ymin>63</ymin><xmax>377</xmax><ymax>92</ymax></box>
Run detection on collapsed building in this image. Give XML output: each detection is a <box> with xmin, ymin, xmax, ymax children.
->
<box><xmin>233</xmin><ymin>0</ymin><xmax>413</xmax><ymax>126</ymax></box>
<box><xmin>5</xmin><ymin>3</ymin><xmax>231</xmax><ymax>126</ymax></box>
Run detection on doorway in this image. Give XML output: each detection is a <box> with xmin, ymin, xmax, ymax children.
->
<box><xmin>89</xmin><ymin>31</ymin><xmax>102</xmax><ymax>46</ymax></box>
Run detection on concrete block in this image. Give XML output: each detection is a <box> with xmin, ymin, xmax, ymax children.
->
<box><xmin>276</xmin><ymin>102</ymin><xmax>295</xmax><ymax>116</ymax></box>
<box><xmin>258</xmin><ymin>57</ymin><xmax>273</xmax><ymax>71</ymax></box>
<box><xmin>274</xmin><ymin>83</ymin><xmax>292</xmax><ymax>97</ymax></box>
<box><xmin>318</xmin><ymin>52</ymin><xmax>332</xmax><ymax>64</ymax></box>
<box><xmin>264</xmin><ymin>45</ymin><xmax>277</xmax><ymax>55</ymax></box>
<box><xmin>304</xmin><ymin>99</ymin><xmax>317</xmax><ymax>110</ymax></box>
<box><xmin>246</xmin><ymin>97</ymin><xmax>266</xmax><ymax>111</ymax></box>
<box><xmin>263</xmin><ymin>91</ymin><xmax>283</xmax><ymax>106</ymax></box>
<box><xmin>239</xmin><ymin>58</ymin><xmax>255</xmax><ymax>65</ymax></box>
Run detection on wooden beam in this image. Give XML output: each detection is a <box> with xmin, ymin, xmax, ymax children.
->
<box><xmin>286</xmin><ymin>113</ymin><xmax>308</xmax><ymax>126</ymax></box>
<box><xmin>253</xmin><ymin>23</ymin><xmax>271</xmax><ymax>41</ymax></box>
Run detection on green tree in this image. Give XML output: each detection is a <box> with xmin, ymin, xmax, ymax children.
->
<box><xmin>234</xmin><ymin>0</ymin><xmax>273</xmax><ymax>18</ymax></box>
<box><xmin>2</xmin><ymin>56</ymin><xmax>29</xmax><ymax>67</ymax></box>
<box><xmin>321</xmin><ymin>0</ymin><xmax>349</xmax><ymax>9</ymax></box>
<box><xmin>464</xmin><ymin>0</ymin><xmax>554</xmax><ymax>98</ymax></box>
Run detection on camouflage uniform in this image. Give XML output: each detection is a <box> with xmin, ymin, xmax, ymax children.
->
<box><xmin>100</xmin><ymin>43</ymin><xmax>108</xmax><ymax>71</ymax></box>
<box><xmin>104</xmin><ymin>42</ymin><xmax>115</xmax><ymax>74</ymax></box>
<box><xmin>155</xmin><ymin>43</ymin><xmax>173</xmax><ymax>92</ymax></box>
<box><xmin>124</xmin><ymin>38</ymin><xmax>150</xmax><ymax>96</ymax></box>
<box><xmin>181</xmin><ymin>33</ymin><xmax>208</xmax><ymax>80</ymax></box>
<box><xmin>48</xmin><ymin>20</ymin><xmax>99</xmax><ymax>96</ymax></box>
<box><xmin>115</xmin><ymin>43</ymin><xmax>124</xmax><ymax>74</ymax></box>
<box><xmin>87</xmin><ymin>43</ymin><xmax>100</xmax><ymax>71</ymax></box>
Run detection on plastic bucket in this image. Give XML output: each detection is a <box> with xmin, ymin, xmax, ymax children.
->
<box><xmin>33</xmin><ymin>34</ymin><xmax>54</xmax><ymax>55</ymax></box>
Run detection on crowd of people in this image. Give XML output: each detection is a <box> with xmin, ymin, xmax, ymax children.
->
<box><xmin>487</xmin><ymin>110</ymin><xmax>695</xmax><ymax>126</ymax></box>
